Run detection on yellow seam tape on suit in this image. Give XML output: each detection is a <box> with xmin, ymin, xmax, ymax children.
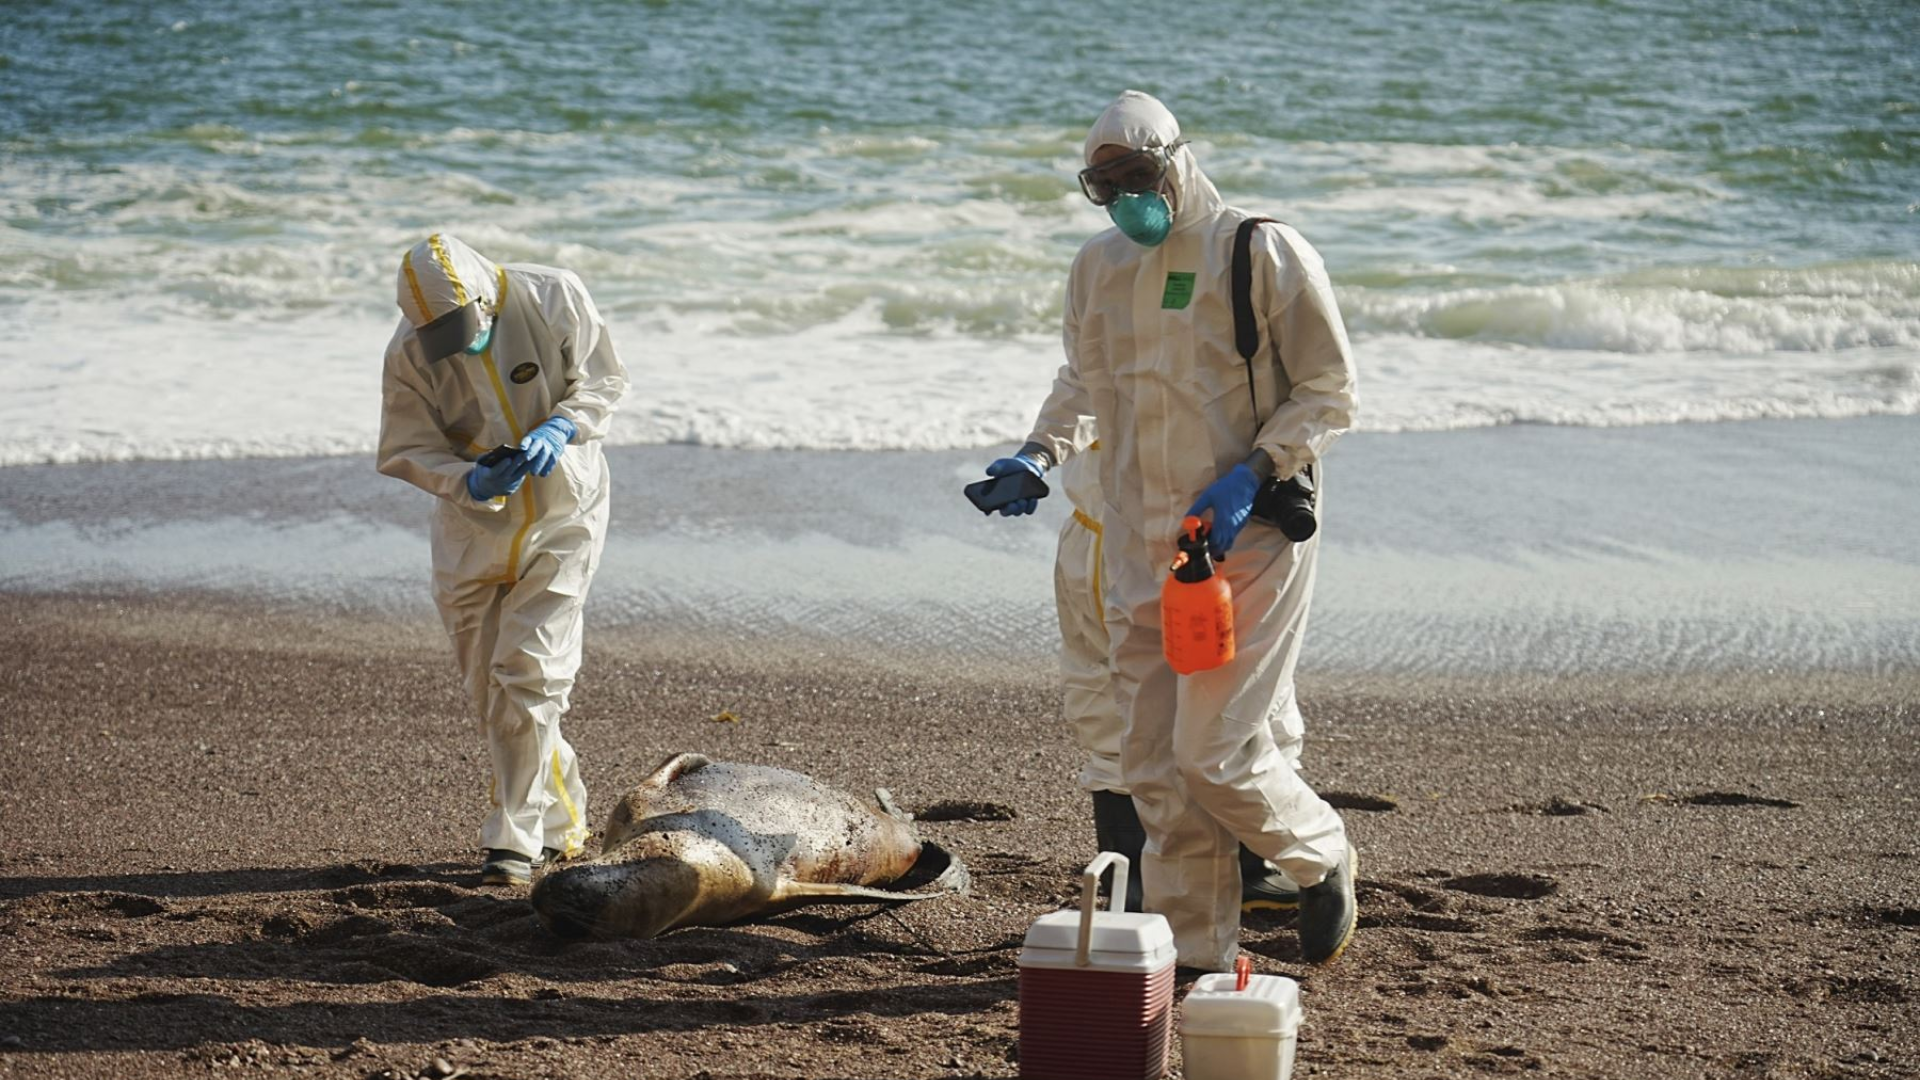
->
<box><xmin>550</xmin><ymin>747</ymin><xmax>582</xmax><ymax>852</ymax></box>
<box><xmin>1071</xmin><ymin>508</ymin><xmax>1104</xmax><ymax>614</ymax></box>
<box><xmin>402</xmin><ymin>254</ymin><xmax>433</xmax><ymax>323</ymax></box>
<box><xmin>1093</xmin><ymin>524</ymin><xmax>1104</xmax><ymax>603</ymax></box>
<box><xmin>475</xmin><ymin>268</ymin><xmax>533</xmax><ymax>585</ymax></box>
<box><xmin>427</xmin><ymin>233</ymin><xmax>468</xmax><ymax>307</ymax></box>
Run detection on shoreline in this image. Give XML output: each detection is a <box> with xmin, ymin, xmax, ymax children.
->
<box><xmin>4</xmin><ymin>416</ymin><xmax>1919</xmax><ymax>676</ymax></box>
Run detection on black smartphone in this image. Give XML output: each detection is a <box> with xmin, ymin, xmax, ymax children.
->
<box><xmin>963</xmin><ymin>471</ymin><xmax>1050</xmax><ymax>513</ymax></box>
<box><xmin>475</xmin><ymin>443</ymin><xmax>520</xmax><ymax>468</ymax></box>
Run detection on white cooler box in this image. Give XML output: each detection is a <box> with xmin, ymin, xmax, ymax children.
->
<box><xmin>1179</xmin><ymin>960</ymin><xmax>1302</xmax><ymax>1080</ymax></box>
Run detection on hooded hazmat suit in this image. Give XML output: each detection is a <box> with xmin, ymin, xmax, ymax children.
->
<box><xmin>1024</xmin><ymin>92</ymin><xmax>1357</xmax><ymax>969</ymax></box>
<box><xmin>378</xmin><ymin>233</ymin><xmax>629</xmax><ymax>863</ymax></box>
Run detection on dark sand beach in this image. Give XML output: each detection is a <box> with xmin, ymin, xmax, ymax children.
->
<box><xmin>3</xmin><ymin>419</ymin><xmax>1918</xmax><ymax>1079</ymax></box>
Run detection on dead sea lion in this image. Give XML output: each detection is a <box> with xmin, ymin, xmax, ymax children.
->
<box><xmin>530</xmin><ymin>752</ymin><xmax>968</xmax><ymax>939</ymax></box>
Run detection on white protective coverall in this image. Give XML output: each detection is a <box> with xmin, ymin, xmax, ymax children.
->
<box><xmin>378</xmin><ymin>234</ymin><xmax>629</xmax><ymax>862</ymax></box>
<box><xmin>1054</xmin><ymin>436</ymin><xmax>1310</xmax><ymax>796</ymax></box>
<box><xmin>1025</xmin><ymin>92</ymin><xmax>1357</xmax><ymax>969</ymax></box>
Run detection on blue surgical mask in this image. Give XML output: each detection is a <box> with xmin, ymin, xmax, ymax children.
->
<box><xmin>1107</xmin><ymin>190</ymin><xmax>1173</xmax><ymax>247</ymax></box>
<box><xmin>463</xmin><ymin>322</ymin><xmax>493</xmax><ymax>355</ymax></box>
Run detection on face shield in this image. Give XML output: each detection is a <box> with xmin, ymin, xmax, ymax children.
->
<box><xmin>416</xmin><ymin>299</ymin><xmax>494</xmax><ymax>362</ymax></box>
<box><xmin>1077</xmin><ymin>139</ymin><xmax>1188</xmax><ymax>206</ymax></box>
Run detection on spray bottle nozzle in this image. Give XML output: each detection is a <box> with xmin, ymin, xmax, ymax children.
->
<box><xmin>1171</xmin><ymin>515</ymin><xmax>1217</xmax><ymax>584</ymax></box>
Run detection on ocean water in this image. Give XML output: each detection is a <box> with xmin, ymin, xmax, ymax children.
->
<box><xmin>2</xmin><ymin>0</ymin><xmax>1916</xmax><ymax>465</ymax></box>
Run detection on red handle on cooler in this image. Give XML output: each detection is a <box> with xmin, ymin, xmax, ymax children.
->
<box><xmin>1235</xmin><ymin>955</ymin><xmax>1252</xmax><ymax>991</ymax></box>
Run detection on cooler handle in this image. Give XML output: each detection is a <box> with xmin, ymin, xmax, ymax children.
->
<box><xmin>1075</xmin><ymin>852</ymin><xmax>1131</xmax><ymax>967</ymax></box>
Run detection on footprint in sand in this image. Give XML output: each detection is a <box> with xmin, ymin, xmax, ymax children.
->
<box><xmin>1358</xmin><ymin>911</ymin><xmax>1481</xmax><ymax>934</ymax></box>
<box><xmin>1812</xmin><ymin>974</ymin><xmax>1910</xmax><ymax>1004</ymax></box>
<box><xmin>326</xmin><ymin>882</ymin><xmax>468</xmax><ymax>910</ymax></box>
<box><xmin>1321</xmin><ymin>791</ymin><xmax>1398</xmax><ymax>812</ymax></box>
<box><xmin>916</xmin><ymin>954</ymin><xmax>1007</xmax><ymax>978</ymax></box>
<box><xmin>2</xmin><ymin>892</ymin><xmax>168</xmax><ymax>920</ymax></box>
<box><xmin>1520</xmin><ymin>924</ymin><xmax>1647</xmax><ymax>961</ymax></box>
<box><xmin>361</xmin><ymin>939</ymin><xmax>502</xmax><ymax>987</ymax></box>
<box><xmin>1442</xmin><ymin>873</ymin><xmax>1559</xmax><ymax>900</ymax></box>
<box><xmin>1871</xmin><ymin>906</ymin><xmax>1920</xmax><ymax>929</ymax></box>
<box><xmin>1508</xmin><ymin>797</ymin><xmax>1608</xmax><ymax>816</ymax></box>
<box><xmin>915</xmin><ymin>800</ymin><xmax>1018</xmax><ymax>822</ymax></box>
<box><xmin>1467</xmin><ymin>1045</ymin><xmax>1544</xmax><ymax>1070</ymax></box>
<box><xmin>1666</xmin><ymin>787</ymin><xmax>1797</xmax><ymax>803</ymax></box>
<box><xmin>310</xmin><ymin>861</ymin><xmax>424</xmax><ymax>887</ymax></box>
<box><xmin>1521</xmin><ymin>925</ymin><xmax>1644</xmax><ymax>949</ymax></box>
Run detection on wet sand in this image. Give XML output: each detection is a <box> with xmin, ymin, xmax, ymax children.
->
<box><xmin>2</xmin><ymin>418</ymin><xmax>1918</xmax><ymax>1078</ymax></box>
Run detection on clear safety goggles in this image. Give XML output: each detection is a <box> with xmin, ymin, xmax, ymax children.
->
<box><xmin>1077</xmin><ymin>140</ymin><xmax>1186</xmax><ymax>207</ymax></box>
<box><xmin>416</xmin><ymin>299</ymin><xmax>495</xmax><ymax>362</ymax></box>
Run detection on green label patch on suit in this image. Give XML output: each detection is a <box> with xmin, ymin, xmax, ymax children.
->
<box><xmin>1161</xmin><ymin>271</ymin><xmax>1196</xmax><ymax>310</ymax></box>
<box><xmin>510</xmin><ymin>362</ymin><xmax>540</xmax><ymax>384</ymax></box>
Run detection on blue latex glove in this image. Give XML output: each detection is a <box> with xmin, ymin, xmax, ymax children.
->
<box><xmin>985</xmin><ymin>455</ymin><xmax>1048</xmax><ymax>517</ymax></box>
<box><xmin>1185</xmin><ymin>463</ymin><xmax>1262</xmax><ymax>559</ymax></box>
<box><xmin>467</xmin><ymin>453</ymin><xmax>532</xmax><ymax>501</ymax></box>
<box><xmin>518</xmin><ymin>416</ymin><xmax>576</xmax><ymax>478</ymax></box>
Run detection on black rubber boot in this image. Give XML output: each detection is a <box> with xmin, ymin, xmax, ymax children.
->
<box><xmin>1239</xmin><ymin>844</ymin><xmax>1302</xmax><ymax>911</ymax></box>
<box><xmin>1298</xmin><ymin>845</ymin><xmax>1359</xmax><ymax>965</ymax></box>
<box><xmin>1090</xmin><ymin>790</ymin><xmax>1146</xmax><ymax>912</ymax></box>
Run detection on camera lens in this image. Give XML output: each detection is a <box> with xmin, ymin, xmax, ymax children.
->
<box><xmin>1278</xmin><ymin>509</ymin><xmax>1316</xmax><ymax>543</ymax></box>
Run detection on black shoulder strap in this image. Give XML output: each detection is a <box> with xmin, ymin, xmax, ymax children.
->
<box><xmin>1232</xmin><ymin>216</ymin><xmax>1278</xmax><ymax>362</ymax></box>
<box><xmin>1233</xmin><ymin>217</ymin><xmax>1282</xmax><ymax>437</ymax></box>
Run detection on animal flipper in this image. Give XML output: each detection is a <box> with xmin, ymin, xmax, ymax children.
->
<box><xmin>641</xmin><ymin>752</ymin><xmax>712</xmax><ymax>789</ymax></box>
<box><xmin>874</xmin><ymin>787</ymin><xmax>914</xmax><ymax>822</ymax></box>
<box><xmin>766</xmin><ymin>841</ymin><xmax>970</xmax><ymax>912</ymax></box>
<box><xmin>604</xmin><ymin>754</ymin><xmax>715</xmax><ymax>850</ymax></box>
<box><xmin>764</xmin><ymin>880</ymin><xmax>952</xmax><ymax>910</ymax></box>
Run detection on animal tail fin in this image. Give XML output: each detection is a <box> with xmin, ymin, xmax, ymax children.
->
<box><xmin>874</xmin><ymin>788</ymin><xmax>914</xmax><ymax>822</ymax></box>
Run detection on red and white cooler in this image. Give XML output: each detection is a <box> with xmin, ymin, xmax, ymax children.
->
<box><xmin>1017</xmin><ymin>853</ymin><xmax>1177</xmax><ymax>1080</ymax></box>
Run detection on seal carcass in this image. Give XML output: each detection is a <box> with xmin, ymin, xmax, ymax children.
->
<box><xmin>531</xmin><ymin>752</ymin><xmax>968</xmax><ymax>939</ymax></box>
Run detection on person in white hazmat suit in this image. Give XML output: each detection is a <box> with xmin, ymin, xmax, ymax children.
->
<box><xmin>983</xmin><ymin>91</ymin><xmax>1358</xmax><ymax>968</ymax></box>
<box><xmin>1054</xmin><ymin>441</ymin><xmax>1306</xmax><ymax>916</ymax></box>
<box><xmin>378</xmin><ymin>233</ymin><xmax>629</xmax><ymax>888</ymax></box>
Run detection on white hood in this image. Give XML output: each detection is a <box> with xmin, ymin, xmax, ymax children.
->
<box><xmin>395</xmin><ymin>233</ymin><xmax>502</xmax><ymax>327</ymax></box>
<box><xmin>1082</xmin><ymin>90</ymin><xmax>1225</xmax><ymax>236</ymax></box>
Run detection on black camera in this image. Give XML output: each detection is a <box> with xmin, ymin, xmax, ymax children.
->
<box><xmin>1250</xmin><ymin>468</ymin><xmax>1317</xmax><ymax>542</ymax></box>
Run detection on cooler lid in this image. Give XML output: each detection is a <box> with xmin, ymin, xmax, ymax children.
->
<box><xmin>1020</xmin><ymin>909</ymin><xmax>1174</xmax><ymax>960</ymax></box>
<box><xmin>1179</xmin><ymin>972</ymin><xmax>1302</xmax><ymax>1037</ymax></box>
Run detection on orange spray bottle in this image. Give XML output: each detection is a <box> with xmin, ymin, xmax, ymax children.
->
<box><xmin>1161</xmin><ymin>515</ymin><xmax>1235</xmax><ymax>675</ymax></box>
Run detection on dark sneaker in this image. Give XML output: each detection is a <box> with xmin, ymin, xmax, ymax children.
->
<box><xmin>1297</xmin><ymin>846</ymin><xmax>1358</xmax><ymax>965</ymax></box>
<box><xmin>479</xmin><ymin>849</ymin><xmax>533</xmax><ymax>887</ymax></box>
<box><xmin>1240</xmin><ymin>846</ymin><xmax>1300</xmax><ymax>911</ymax></box>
